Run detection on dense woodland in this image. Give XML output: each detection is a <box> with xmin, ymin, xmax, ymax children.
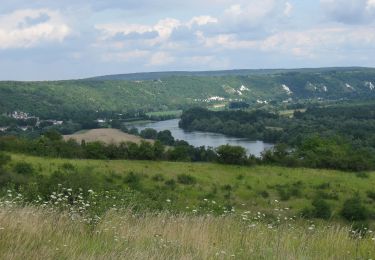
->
<box><xmin>179</xmin><ymin>103</ymin><xmax>375</xmax><ymax>171</ymax></box>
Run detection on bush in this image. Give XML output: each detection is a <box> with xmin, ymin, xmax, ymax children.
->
<box><xmin>221</xmin><ymin>184</ymin><xmax>232</xmax><ymax>191</ymax></box>
<box><xmin>258</xmin><ymin>190</ymin><xmax>269</xmax><ymax>198</ymax></box>
<box><xmin>0</xmin><ymin>153</ymin><xmax>11</xmax><ymax>168</ymax></box>
<box><xmin>13</xmin><ymin>162</ymin><xmax>34</xmax><ymax>175</ymax></box>
<box><xmin>367</xmin><ymin>191</ymin><xmax>375</xmax><ymax>201</ymax></box>
<box><xmin>341</xmin><ymin>196</ymin><xmax>368</xmax><ymax>221</ymax></box>
<box><xmin>128</xmin><ymin>127</ymin><xmax>139</xmax><ymax>135</ymax></box>
<box><xmin>157</xmin><ymin>130</ymin><xmax>175</xmax><ymax>145</ymax></box>
<box><xmin>355</xmin><ymin>172</ymin><xmax>369</xmax><ymax>179</ymax></box>
<box><xmin>177</xmin><ymin>174</ymin><xmax>197</xmax><ymax>185</ymax></box>
<box><xmin>140</xmin><ymin>128</ymin><xmax>158</xmax><ymax>139</ymax></box>
<box><xmin>216</xmin><ymin>145</ymin><xmax>247</xmax><ymax>165</ymax></box>
<box><xmin>164</xmin><ymin>179</ymin><xmax>176</xmax><ymax>190</ymax></box>
<box><xmin>151</xmin><ymin>174</ymin><xmax>164</xmax><ymax>182</ymax></box>
<box><xmin>61</xmin><ymin>163</ymin><xmax>76</xmax><ymax>171</ymax></box>
<box><xmin>311</xmin><ymin>198</ymin><xmax>332</xmax><ymax>220</ymax></box>
<box><xmin>275</xmin><ymin>184</ymin><xmax>302</xmax><ymax>201</ymax></box>
<box><xmin>124</xmin><ymin>172</ymin><xmax>141</xmax><ymax>189</ymax></box>
<box><xmin>351</xmin><ymin>221</ymin><xmax>370</xmax><ymax>235</ymax></box>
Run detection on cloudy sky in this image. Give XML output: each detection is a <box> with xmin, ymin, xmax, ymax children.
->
<box><xmin>0</xmin><ymin>0</ymin><xmax>375</xmax><ymax>80</ymax></box>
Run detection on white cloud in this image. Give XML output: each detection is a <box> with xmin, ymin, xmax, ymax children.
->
<box><xmin>96</xmin><ymin>18</ymin><xmax>183</xmax><ymax>48</ymax></box>
<box><xmin>196</xmin><ymin>23</ymin><xmax>375</xmax><ymax>60</ymax></box>
<box><xmin>259</xmin><ymin>26</ymin><xmax>375</xmax><ymax>58</ymax></box>
<box><xmin>367</xmin><ymin>0</ymin><xmax>375</xmax><ymax>10</ymax></box>
<box><xmin>284</xmin><ymin>2</ymin><xmax>293</xmax><ymax>16</ymax></box>
<box><xmin>320</xmin><ymin>0</ymin><xmax>375</xmax><ymax>24</ymax></box>
<box><xmin>187</xmin><ymin>16</ymin><xmax>218</xmax><ymax>27</ymax></box>
<box><xmin>148</xmin><ymin>51</ymin><xmax>175</xmax><ymax>66</ymax></box>
<box><xmin>223</xmin><ymin>0</ymin><xmax>284</xmax><ymax>26</ymax></box>
<box><xmin>0</xmin><ymin>9</ymin><xmax>71</xmax><ymax>49</ymax></box>
<box><xmin>101</xmin><ymin>50</ymin><xmax>150</xmax><ymax>62</ymax></box>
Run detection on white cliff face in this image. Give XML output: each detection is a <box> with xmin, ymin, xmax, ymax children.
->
<box><xmin>365</xmin><ymin>81</ymin><xmax>375</xmax><ymax>90</ymax></box>
<box><xmin>240</xmin><ymin>85</ymin><xmax>249</xmax><ymax>91</ymax></box>
<box><xmin>282</xmin><ymin>84</ymin><xmax>293</xmax><ymax>95</ymax></box>
<box><xmin>208</xmin><ymin>96</ymin><xmax>225</xmax><ymax>101</ymax></box>
<box><xmin>345</xmin><ymin>83</ymin><xmax>355</xmax><ymax>90</ymax></box>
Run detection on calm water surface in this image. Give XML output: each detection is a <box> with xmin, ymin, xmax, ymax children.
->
<box><xmin>131</xmin><ymin>119</ymin><xmax>273</xmax><ymax>157</ymax></box>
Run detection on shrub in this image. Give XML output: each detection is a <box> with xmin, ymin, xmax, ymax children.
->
<box><xmin>315</xmin><ymin>182</ymin><xmax>330</xmax><ymax>189</ymax></box>
<box><xmin>61</xmin><ymin>163</ymin><xmax>76</xmax><ymax>171</ymax></box>
<box><xmin>165</xmin><ymin>179</ymin><xmax>176</xmax><ymax>190</ymax></box>
<box><xmin>367</xmin><ymin>191</ymin><xmax>375</xmax><ymax>201</ymax></box>
<box><xmin>124</xmin><ymin>172</ymin><xmax>141</xmax><ymax>189</ymax></box>
<box><xmin>341</xmin><ymin>196</ymin><xmax>368</xmax><ymax>221</ymax></box>
<box><xmin>177</xmin><ymin>174</ymin><xmax>197</xmax><ymax>185</ymax></box>
<box><xmin>13</xmin><ymin>162</ymin><xmax>34</xmax><ymax>175</ymax></box>
<box><xmin>151</xmin><ymin>174</ymin><xmax>164</xmax><ymax>182</ymax></box>
<box><xmin>216</xmin><ymin>145</ymin><xmax>247</xmax><ymax>165</ymax></box>
<box><xmin>355</xmin><ymin>172</ymin><xmax>369</xmax><ymax>179</ymax></box>
<box><xmin>316</xmin><ymin>191</ymin><xmax>339</xmax><ymax>201</ymax></box>
<box><xmin>0</xmin><ymin>153</ymin><xmax>11</xmax><ymax>168</ymax></box>
<box><xmin>140</xmin><ymin>128</ymin><xmax>158</xmax><ymax>139</ymax></box>
<box><xmin>236</xmin><ymin>174</ymin><xmax>244</xmax><ymax>180</ymax></box>
<box><xmin>275</xmin><ymin>184</ymin><xmax>302</xmax><ymax>201</ymax></box>
<box><xmin>258</xmin><ymin>190</ymin><xmax>269</xmax><ymax>198</ymax></box>
<box><xmin>221</xmin><ymin>184</ymin><xmax>232</xmax><ymax>191</ymax></box>
<box><xmin>351</xmin><ymin>221</ymin><xmax>370</xmax><ymax>235</ymax></box>
<box><xmin>277</xmin><ymin>188</ymin><xmax>291</xmax><ymax>201</ymax></box>
<box><xmin>311</xmin><ymin>198</ymin><xmax>332</xmax><ymax>220</ymax></box>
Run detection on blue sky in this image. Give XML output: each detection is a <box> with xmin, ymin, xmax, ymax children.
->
<box><xmin>0</xmin><ymin>0</ymin><xmax>374</xmax><ymax>80</ymax></box>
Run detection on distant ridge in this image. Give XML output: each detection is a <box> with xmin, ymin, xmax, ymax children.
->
<box><xmin>1</xmin><ymin>66</ymin><xmax>375</xmax><ymax>117</ymax></box>
<box><xmin>85</xmin><ymin>67</ymin><xmax>372</xmax><ymax>81</ymax></box>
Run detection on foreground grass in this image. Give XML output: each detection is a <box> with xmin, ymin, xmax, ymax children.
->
<box><xmin>0</xmin><ymin>205</ymin><xmax>374</xmax><ymax>259</ymax></box>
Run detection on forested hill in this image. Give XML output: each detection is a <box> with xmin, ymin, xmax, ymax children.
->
<box><xmin>86</xmin><ymin>67</ymin><xmax>370</xmax><ymax>81</ymax></box>
<box><xmin>1</xmin><ymin>67</ymin><xmax>375</xmax><ymax>118</ymax></box>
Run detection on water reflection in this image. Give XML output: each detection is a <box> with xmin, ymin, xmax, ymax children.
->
<box><xmin>131</xmin><ymin>119</ymin><xmax>274</xmax><ymax>157</ymax></box>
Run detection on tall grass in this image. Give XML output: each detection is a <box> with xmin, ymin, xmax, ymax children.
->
<box><xmin>0</xmin><ymin>205</ymin><xmax>374</xmax><ymax>259</ymax></box>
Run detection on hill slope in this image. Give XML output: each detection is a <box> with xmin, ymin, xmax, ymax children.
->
<box><xmin>1</xmin><ymin>67</ymin><xmax>375</xmax><ymax>118</ymax></box>
<box><xmin>8</xmin><ymin>153</ymin><xmax>375</xmax><ymax>217</ymax></box>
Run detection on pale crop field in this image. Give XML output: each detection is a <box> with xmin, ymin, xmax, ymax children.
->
<box><xmin>63</xmin><ymin>128</ymin><xmax>154</xmax><ymax>144</ymax></box>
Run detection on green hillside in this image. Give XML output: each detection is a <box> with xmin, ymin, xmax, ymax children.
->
<box><xmin>6</xmin><ymin>153</ymin><xmax>375</xmax><ymax>220</ymax></box>
<box><xmin>1</xmin><ymin>67</ymin><xmax>375</xmax><ymax>118</ymax></box>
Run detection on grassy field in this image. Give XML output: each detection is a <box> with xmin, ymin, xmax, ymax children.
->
<box><xmin>6</xmin><ymin>154</ymin><xmax>375</xmax><ymax>219</ymax></box>
<box><xmin>279</xmin><ymin>109</ymin><xmax>307</xmax><ymax>117</ymax></box>
<box><xmin>1</xmin><ymin>205</ymin><xmax>374</xmax><ymax>259</ymax></box>
<box><xmin>2</xmin><ymin>154</ymin><xmax>375</xmax><ymax>259</ymax></box>
<box><xmin>63</xmin><ymin>128</ymin><xmax>154</xmax><ymax>144</ymax></box>
<box><xmin>146</xmin><ymin>110</ymin><xmax>182</xmax><ymax>117</ymax></box>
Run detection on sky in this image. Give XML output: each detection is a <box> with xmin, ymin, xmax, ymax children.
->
<box><xmin>0</xmin><ymin>0</ymin><xmax>375</xmax><ymax>80</ymax></box>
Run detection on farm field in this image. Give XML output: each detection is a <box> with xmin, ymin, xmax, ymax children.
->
<box><xmin>63</xmin><ymin>128</ymin><xmax>154</xmax><ymax>144</ymax></box>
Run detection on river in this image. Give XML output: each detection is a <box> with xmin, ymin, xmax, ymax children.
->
<box><xmin>130</xmin><ymin>119</ymin><xmax>273</xmax><ymax>157</ymax></box>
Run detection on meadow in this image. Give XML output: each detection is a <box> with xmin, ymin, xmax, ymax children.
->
<box><xmin>1</xmin><ymin>205</ymin><xmax>375</xmax><ymax>259</ymax></box>
<box><xmin>1</xmin><ymin>154</ymin><xmax>375</xmax><ymax>259</ymax></box>
<box><xmin>5</xmin><ymin>153</ymin><xmax>375</xmax><ymax>221</ymax></box>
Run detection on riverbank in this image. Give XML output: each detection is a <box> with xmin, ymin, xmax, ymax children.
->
<box><xmin>130</xmin><ymin>119</ymin><xmax>274</xmax><ymax>157</ymax></box>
